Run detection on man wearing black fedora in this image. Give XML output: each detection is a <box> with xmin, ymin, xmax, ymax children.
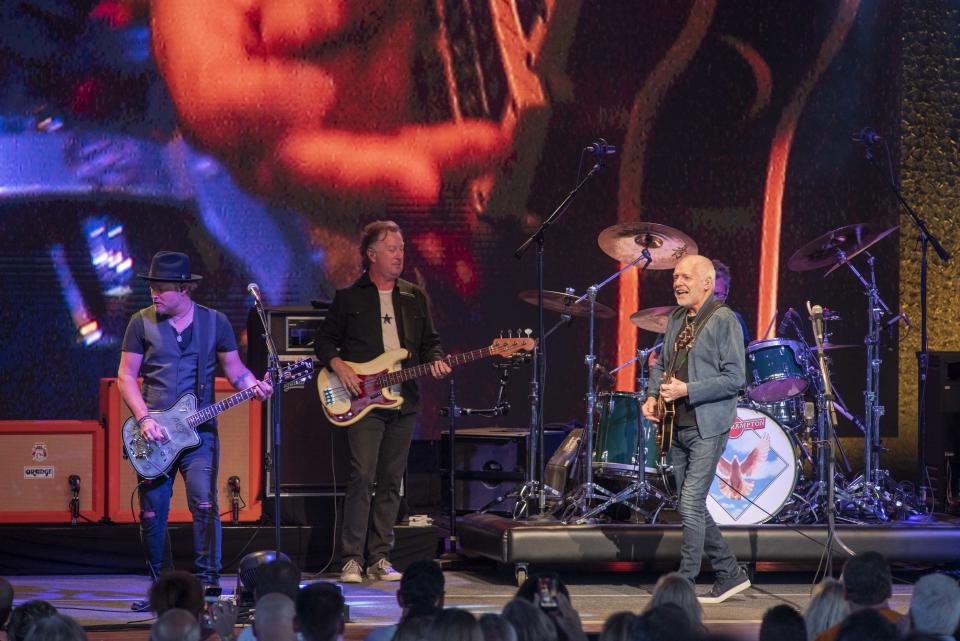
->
<box><xmin>117</xmin><ymin>251</ymin><xmax>272</xmax><ymax>590</ymax></box>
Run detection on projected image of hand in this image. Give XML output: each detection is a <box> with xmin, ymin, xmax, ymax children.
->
<box><xmin>152</xmin><ymin>0</ymin><xmax>510</xmax><ymax>207</ymax></box>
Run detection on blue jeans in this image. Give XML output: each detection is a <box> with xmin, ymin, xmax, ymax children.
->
<box><xmin>671</xmin><ymin>426</ymin><xmax>740</xmax><ymax>581</ymax></box>
<box><xmin>139</xmin><ymin>428</ymin><xmax>221</xmax><ymax>584</ymax></box>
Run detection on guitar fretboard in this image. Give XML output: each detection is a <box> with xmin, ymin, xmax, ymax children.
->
<box><xmin>378</xmin><ymin>347</ymin><xmax>499</xmax><ymax>388</ymax></box>
<box><xmin>187</xmin><ymin>386</ymin><xmax>259</xmax><ymax>428</ymax></box>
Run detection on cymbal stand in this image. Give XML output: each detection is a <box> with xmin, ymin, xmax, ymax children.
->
<box><xmin>832</xmin><ymin>251</ymin><xmax>913</xmax><ymax>520</ymax></box>
<box><xmin>571</xmin><ymin>341</ymin><xmax>674</xmax><ymax>524</ymax></box>
<box><xmin>565</xmin><ymin>249</ymin><xmax>653</xmax><ymax>521</ymax></box>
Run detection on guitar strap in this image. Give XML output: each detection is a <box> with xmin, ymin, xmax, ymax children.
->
<box><xmin>195</xmin><ymin>304</ymin><xmax>210</xmax><ymax>409</ymax></box>
<box><xmin>670</xmin><ymin>299</ymin><xmax>727</xmax><ymax>374</ymax></box>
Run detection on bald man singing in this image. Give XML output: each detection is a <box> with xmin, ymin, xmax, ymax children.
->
<box><xmin>641</xmin><ymin>255</ymin><xmax>750</xmax><ymax>604</ymax></box>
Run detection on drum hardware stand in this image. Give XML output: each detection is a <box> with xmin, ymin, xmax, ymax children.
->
<box><xmin>829</xmin><ymin>251</ymin><xmax>914</xmax><ymax>521</ymax></box>
<box><xmin>563</xmin><ymin>250</ymin><xmax>654</xmax><ymax>521</ymax></box>
<box><xmin>570</xmin><ymin>342</ymin><xmax>674</xmax><ymax>524</ymax></box>
<box><xmin>857</xmin><ymin>132</ymin><xmax>950</xmax><ymax>510</ymax></box>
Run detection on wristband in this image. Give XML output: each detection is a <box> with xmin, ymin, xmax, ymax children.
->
<box><xmin>136</xmin><ymin>415</ymin><xmax>153</xmax><ymax>426</ymax></box>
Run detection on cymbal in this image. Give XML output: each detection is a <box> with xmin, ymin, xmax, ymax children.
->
<box><xmin>817</xmin><ymin>342</ymin><xmax>860</xmax><ymax>351</ymax></box>
<box><xmin>629</xmin><ymin>306</ymin><xmax>676</xmax><ymax>333</ymax></box>
<box><xmin>787</xmin><ymin>223</ymin><xmax>899</xmax><ymax>273</ymax></box>
<box><xmin>518</xmin><ymin>289</ymin><xmax>616</xmax><ymax>319</ymax></box>
<box><xmin>597</xmin><ymin>222</ymin><xmax>698</xmax><ymax>269</ymax></box>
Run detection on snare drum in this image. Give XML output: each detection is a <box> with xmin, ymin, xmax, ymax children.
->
<box><xmin>706</xmin><ymin>406</ymin><xmax>800</xmax><ymax>525</ymax></box>
<box><xmin>592</xmin><ymin>391</ymin><xmax>664</xmax><ymax>477</ymax></box>
<box><xmin>745</xmin><ymin>338</ymin><xmax>809</xmax><ymax>402</ymax></box>
<box><xmin>748</xmin><ymin>396</ymin><xmax>805</xmax><ymax>428</ymax></box>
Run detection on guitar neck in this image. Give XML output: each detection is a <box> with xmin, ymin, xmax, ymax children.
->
<box><xmin>379</xmin><ymin>347</ymin><xmax>497</xmax><ymax>387</ymax></box>
<box><xmin>187</xmin><ymin>386</ymin><xmax>259</xmax><ymax>428</ymax></box>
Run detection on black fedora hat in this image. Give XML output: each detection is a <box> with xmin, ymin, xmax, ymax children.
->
<box><xmin>138</xmin><ymin>251</ymin><xmax>203</xmax><ymax>282</ymax></box>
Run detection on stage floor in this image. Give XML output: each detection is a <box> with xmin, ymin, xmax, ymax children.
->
<box><xmin>5</xmin><ymin>568</ymin><xmax>920</xmax><ymax>641</ymax></box>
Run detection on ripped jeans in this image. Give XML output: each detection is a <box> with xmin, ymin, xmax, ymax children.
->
<box><xmin>139</xmin><ymin>427</ymin><xmax>221</xmax><ymax>585</ymax></box>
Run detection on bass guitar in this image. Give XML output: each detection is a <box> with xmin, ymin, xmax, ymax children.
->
<box><xmin>122</xmin><ymin>358</ymin><xmax>313</xmax><ymax>479</ymax></box>
<box><xmin>317</xmin><ymin>337</ymin><xmax>534</xmax><ymax>427</ymax></box>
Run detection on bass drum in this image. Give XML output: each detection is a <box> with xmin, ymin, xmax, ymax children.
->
<box><xmin>706</xmin><ymin>406</ymin><xmax>800</xmax><ymax>525</ymax></box>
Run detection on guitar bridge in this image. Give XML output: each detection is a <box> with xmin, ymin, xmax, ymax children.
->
<box><xmin>322</xmin><ymin>388</ymin><xmax>334</xmax><ymax>406</ymax></box>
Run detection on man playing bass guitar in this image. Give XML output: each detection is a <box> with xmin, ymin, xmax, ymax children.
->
<box><xmin>315</xmin><ymin>221</ymin><xmax>450</xmax><ymax>584</ymax></box>
<box><xmin>641</xmin><ymin>255</ymin><xmax>748</xmax><ymax>604</ymax></box>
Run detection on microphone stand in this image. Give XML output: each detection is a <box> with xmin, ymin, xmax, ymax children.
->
<box><xmin>514</xmin><ymin>152</ymin><xmax>607</xmax><ymax>517</ymax></box>
<box><xmin>251</xmin><ymin>293</ymin><xmax>284</xmax><ymax>555</ymax></box>
<box><xmin>861</xmin><ymin>138</ymin><xmax>950</xmax><ymax>509</ymax></box>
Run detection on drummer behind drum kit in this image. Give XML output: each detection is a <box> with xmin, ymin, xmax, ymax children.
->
<box><xmin>516</xmin><ymin>221</ymin><xmax>916</xmax><ymax>525</ymax></box>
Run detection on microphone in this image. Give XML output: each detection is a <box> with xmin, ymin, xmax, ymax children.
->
<box><xmin>247</xmin><ymin>283</ymin><xmax>263</xmax><ymax>305</ymax></box>
<box><xmin>803</xmin><ymin>401</ymin><xmax>816</xmax><ymax>431</ymax></box>
<box><xmin>852</xmin><ymin>127</ymin><xmax>881</xmax><ymax>145</ymax></box>
<box><xmin>69</xmin><ymin>475</ymin><xmax>81</xmax><ymax>525</ymax></box>
<box><xmin>777</xmin><ymin>307</ymin><xmax>797</xmax><ymax>336</ymax></box>
<box><xmin>585</xmin><ymin>139</ymin><xmax>616</xmax><ymax>156</ymax></box>
<box><xmin>593</xmin><ymin>363</ymin><xmax>616</xmax><ymax>386</ymax></box>
<box><xmin>808</xmin><ymin>303</ymin><xmax>825</xmax><ymax>347</ymax></box>
<box><xmin>228</xmin><ymin>475</ymin><xmax>241</xmax><ymax>525</ymax></box>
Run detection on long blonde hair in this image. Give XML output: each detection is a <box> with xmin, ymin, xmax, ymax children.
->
<box><xmin>804</xmin><ymin>578</ymin><xmax>849</xmax><ymax>641</ymax></box>
<box><xmin>646</xmin><ymin>572</ymin><xmax>704</xmax><ymax>630</ymax></box>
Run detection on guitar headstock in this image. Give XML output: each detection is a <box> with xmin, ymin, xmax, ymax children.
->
<box><xmin>280</xmin><ymin>358</ymin><xmax>314</xmax><ymax>391</ymax></box>
<box><xmin>490</xmin><ymin>336</ymin><xmax>536</xmax><ymax>357</ymax></box>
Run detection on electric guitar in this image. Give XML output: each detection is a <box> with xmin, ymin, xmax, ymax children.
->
<box><xmin>122</xmin><ymin>359</ymin><xmax>313</xmax><ymax>479</ymax></box>
<box><xmin>655</xmin><ymin>321</ymin><xmax>696</xmax><ymax>459</ymax></box>
<box><xmin>317</xmin><ymin>337</ymin><xmax>535</xmax><ymax>427</ymax></box>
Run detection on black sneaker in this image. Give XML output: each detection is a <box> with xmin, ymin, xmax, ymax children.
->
<box><xmin>130</xmin><ymin>600</ymin><xmax>151</xmax><ymax>612</ymax></box>
<box><xmin>697</xmin><ymin>571</ymin><xmax>751</xmax><ymax>604</ymax></box>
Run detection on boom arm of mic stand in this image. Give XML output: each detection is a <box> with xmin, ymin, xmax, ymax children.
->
<box><xmin>514</xmin><ymin>162</ymin><xmax>605</xmax><ymax>259</ymax></box>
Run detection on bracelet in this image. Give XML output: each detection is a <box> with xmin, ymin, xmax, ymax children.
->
<box><xmin>136</xmin><ymin>415</ymin><xmax>153</xmax><ymax>426</ymax></box>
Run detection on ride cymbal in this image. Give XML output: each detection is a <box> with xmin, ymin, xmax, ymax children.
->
<box><xmin>597</xmin><ymin>222</ymin><xmax>697</xmax><ymax>269</ymax></box>
<box><xmin>518</xmin><ymin>289</ymin><xmax>616</xmax><ymax>319</ymax></box>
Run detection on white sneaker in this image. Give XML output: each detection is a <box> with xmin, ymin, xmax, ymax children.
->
<box><xmin>367</xmin><ymin>558</ymin><xmax>402</xmax><ymax>581</ymax></box>
<box><xmin>339</xmin><ymin>559</ymin><xmax>363</xmax><ymax>584</ymax></box>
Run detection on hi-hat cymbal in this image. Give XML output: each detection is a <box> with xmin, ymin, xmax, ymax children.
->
<box><xmin>629</xmin><ymin>306</ymin><xmax>676</xmax><ymax>333</ymax></box>
<box><xmin>787</xmin><ymin>223</ymin><xmax>899</xmax><ymax>273</ymax></box>
<box><xmin>817</xmin><ymin>342</ymin><xmax>860</xmax><ymax>351</ymax></box>
<box><xmin>597</xmin><ymin>222</ymin><xmax>698</xmax><ymax>269</ymax></box>
<box><xmin>518</xmin><ymin>290</ymin><xmax>616</xmax><ymax>319</ymax></box>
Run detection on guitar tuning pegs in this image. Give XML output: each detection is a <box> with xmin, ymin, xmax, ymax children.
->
<box><xmin>499</xmin><ymin>330</ymin><xmax>504</xmax><ymax>338</ymax></box>
<box><xmin>524</xmin><ymin>328</ymin><xmax>533</xmax><ymax>337</ymax></box>
<box><xmin>507</xmin><ymin>329</ymin><xmax>513</xmax><ymax>338</ymax></box>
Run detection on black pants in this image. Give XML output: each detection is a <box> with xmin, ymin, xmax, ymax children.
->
<box><xmin>341</xmin><ymin>409</ymin><xmax>415</xmax><ymax>565</ymax></box>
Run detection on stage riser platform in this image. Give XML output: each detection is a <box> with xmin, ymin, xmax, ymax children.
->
<box><xmin>459</xmin><ymin>513</ymin><xmax>960</xmax><ymax>567</ymax></box>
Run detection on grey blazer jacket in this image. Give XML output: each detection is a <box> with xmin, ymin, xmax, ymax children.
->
<box><xmin>645</xmin><ymin>295</ymin><xmax>746</xmax><ymax>439</ymax></box>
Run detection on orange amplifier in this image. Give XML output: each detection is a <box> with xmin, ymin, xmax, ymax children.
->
<box><xmin>100</xmin><ymin>378</ymin><xmax>263</xmax><ymax>523</ymax></box>
<box><xmin>0</xmin><ymin>421</ymin><xmax>104</xmax><ymax>523</ymax></box>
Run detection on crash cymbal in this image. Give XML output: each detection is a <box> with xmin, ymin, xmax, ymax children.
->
<box><xmin>597</xmin><ymin>222</ymin><xmax>698</xmax><ymax>269</ymax></box>
<box><xmin>787</xmin><ymin>223</ymin><xmax>899</xmax><ymax>273</ymax></box>
<box><xmin>629</xmin><ymin>306</ymin><xmax>676</xmax><ymax>333</ymax></box>
<box><xmin>518</xmin><ymin>289</ymin><xmax>616</xmax><ymax>319</ymax></box>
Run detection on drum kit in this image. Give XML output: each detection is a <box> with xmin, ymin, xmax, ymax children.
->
<box><xmin>515</xmin><ymin>220</ymin><xmax>914</xmax><ymax>526</ymax></box>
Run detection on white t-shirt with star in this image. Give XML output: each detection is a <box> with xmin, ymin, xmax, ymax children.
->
<box><xmin>379</xmin><ymin>289</ymin><xmax>402</xmax><ymax>396</ymax></box>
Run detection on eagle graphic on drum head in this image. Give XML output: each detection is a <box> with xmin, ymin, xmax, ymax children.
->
<box><xmin>716</xmin><ymin>434</ymin><xmax>770</xmax><ymax>501</ymax></box>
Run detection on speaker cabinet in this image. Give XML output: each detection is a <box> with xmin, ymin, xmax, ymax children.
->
<box><xmin>100</xmin><ymin>378</ymin><xmax>263</xmax><ymax>523</ymax></box>
<box><xmin>440</xmin><ymin>427</ymin><xmax>566</xmax><ymax>513</ymax></box>
<box><xmin>921</xmin><ymin>351</ymin><xmax>960</xmax><ymax>510</ymax></box>
<box><xmin>0</xmin><ymin>421</ymin><xmax>104</xmax><ymax>523</ymax></box>
<box><xmin>247</xmin><ymin>306</ymin><xmax>350</xmax><ymax>496</ymax></box>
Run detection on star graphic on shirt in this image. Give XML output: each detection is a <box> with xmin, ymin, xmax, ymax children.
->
<box><xmin>382</xmin><ymin>314</ymin><xmax>393</xmax><ymax>325</ymax></box>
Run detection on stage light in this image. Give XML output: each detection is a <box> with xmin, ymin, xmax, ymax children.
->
<box><xmin>236</xmin><ymin>550</ymin><xmax>292</xmax><ymax>608</ymax></box>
